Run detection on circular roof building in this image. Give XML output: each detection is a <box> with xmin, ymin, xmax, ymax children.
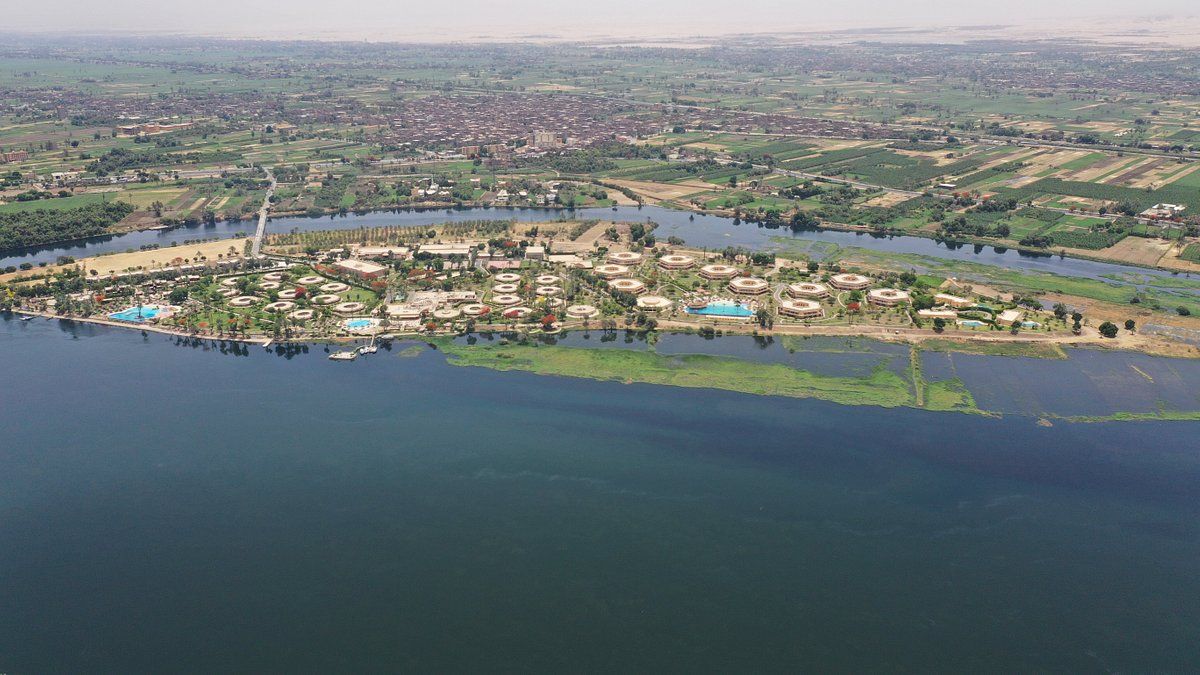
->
<box><xmin>229</xmin><ymin>296</ymin><xmax>259</xmax><ymax>307</ymax></box>
<box><xmin>657</xmin><ymin>254</ymin><xmax>696</xmax><ymax>271</ymax></box>
<box><xmin>492</xmin><ymin>294</ymin><xmax>521</xmax><ymax>306</ymax></box>
<box><xmin>699</xmin><ymin>264</ymin><xmax>739</xmax><ymax>280</ymax></box>
<box><xmin>258</xmin><ymin>280</ymin><xmax>281</xmax><ymax>290</ymax></box>
<box><xmin>334</xmin><ymin>302</ymin><xmax>366</xmax><ymax>314</ymax></box>
<box><xmin>787</xmin><ymin>282</ymin><xmax>830</xmax><ymax>299</ymax></box>
<box><xmin>319</xmin><ymin>282</ymin><xmax>350</xmax><ymax>293</ymax></box>
<box><xmin>262</xmin><ymin>272</ymin><xmax>284</xmax><ymax>282</ymax></box>
<box><xmin>492</xmin><ymin>283</ymin><xmax>520</xmax><ymax>294</ymax></box>
<box><xmin>494</xmin><ymin>273</ymin><xmax>522</xmax><ymax>283</ymax></box>
<box><xmin>636</xmin><ymin>295</ymin><xmax>673</xmax><ymax>311</ymax></box>
<box><xmin>297</xmin><ymin>275</ymin><xmax>325</xmax><ymax>285</ymax></box>
<box><xmin>607</xmin><ymin>251</ymin><xmax>643</xmax><ymax>265</ymax></box>
<box><xmin>461</xmin><ymin>303</ymin><xmax>490</xmax><ymax>317</ymax></box>
<box><xmin>264</xmin><ymin>301</ymin><xmax>296</xmax><ymax>312</ymax></box>
<box><xmin>311</xmin><ymin>294</ymin><xmax>340</xmax><ymax>305</ymax></box>
<box><xmin>867</xmin><ymin>288</ymin><xmax>912</xmax><ymax>306</ymax></box>
<box><xmin>289</xmin><ymin>309</ymin><xmax>314</xmax><ymax>321</ymax></box>
<box><xmin>535</xmin><ymin>274</ymin><xmax>559</xmax><ymax>285</ymax></box>
<box><xmin>433</xmin><ymin>308</ymin><xmax>462</xmax><ymax>320</ymax></box>
<box><xmin>594</xmin><ymin>264</ymin><xmax>629</xmax><ymax>280</ymax></box>
<box><xmin>829</xmin><ymin>273</ymin><xmax>873</xmax><ymax>290</ymax></box>
<box><xmin>566</xmin><ymin>304</ymin><xmax>599</xmax><ymax>319</ymax></box>
<box><xmin>608</xmin><ymin>278</ymin><xmax>647</xmax><ymax>295</ymax></box>
<box><xmin>502</xmin><ymin>306</ymin><xmax>533</xmax><ymax>320</ymax></box>
<box><xmin>779</xmin><ymin>298</ymin><xmax>824</xmax><ymax>319</ymax></box>
<box><xmin>727</xmin><ymin>277</ymin><xmax>769</xmax><ymax>295</ymax></box>
<box><xmin>535</xmin><ymin>286</ymin><xmax>562</xmax><ymax>297</ymax></box>
<box><xmin>277</xmin><ymin>288</ymin><xmax>301</xmax><ymax>300</ymax></box>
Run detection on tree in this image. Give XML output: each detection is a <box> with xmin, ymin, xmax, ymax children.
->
<box><xmin>1098</xmin><ymin>321</ymin><xmax>1119</xmax><ymax>338</ymax></box>
<box><xmin>755</xmin><ymin>308</ymin><xmax>773</xmax><ymax>329</ymax></box>
<box><xmin>1124</xmin><ymin>319</ymin><xmax>1136</xmax><ymax>331</ymax></box>
<box><xmin>168</xmin><ymin>287</ymin><xmax>188</xmax><ymax>304</ymax></box>
<box><xmin>1177</xmin><ymin>306</ymin><xmax>1192</xmax><ymax>316</ymax></box>
<box><xmin>933</xmin><ymin>317</ymin><xmax>946</xmax><ymax>333</ymax></box>
<box><xmin>1053</xmin><ymin>303</ymin><xmax>1068</xmax><ymax>320</ymax></box>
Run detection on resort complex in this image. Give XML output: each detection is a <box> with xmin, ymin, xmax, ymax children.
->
<box><xmin>3</xmin><ymin>215</ymin><xmax>1132</xmax><ymax>353</ymax></box>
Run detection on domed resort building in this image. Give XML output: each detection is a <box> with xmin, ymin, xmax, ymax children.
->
<box><xmin>786</xmin><ymin>282</ymin><xmax>829</xmax><ymax>299</ymax></box>
<box><xmin>778</xmin><ymin>298</ymin><xmax>824</xmax><ymax>319</ymax></box>
<box><xmin>867</xmin><ymin>288</ymin><xmax>912</xmax><ymax>307</ymax></box>
<box><xmin>609</xmin><ymin>278</ymin><xmax>647</xmax><ymax>295</ymax></box>
<box><xmin>594</xmin><ymin>264</ymin><xmax>630</xmax><ymax>280</ymax></box>
<box><xmin>494</xmin><ymin>273</ymin><xmax>522</xmax><ymax>283</ymax></box>
<box><xmin>727</xmin><ymin>277</ymin><xmax>769</xmax><ymax>295</ymax></box>
<box><xmin>491</xmin><ymin>294</ymin><xmax>522</xmax><ymax>306</ymax></box>
<box><xmin>699</xmin><ymin>264</ymin><xmax>739</xmax><ymax>280</ymax></box>
<box><xmin>607</xmin><ymin>251</ymin><xmax>643</xmax><ymax>265</ymax></box>
<box><xmin>565</xmin><ymin>304</ymin><xmax>599</xmax><ymax>319</ymax></box>
<box><xmin>657</xmin><ymin>254</ymin><xmax>696</xmax><ymax>271</ymax></box>
<box><xmin>829</xmin><ymin>273</ymin><xmax>873</xmax><ymax>291</ymax></box>
<box><xmin>934</xmin><ymin>292</ymin><xmax>974</xmax><ymax>309</ymax></box>
<box><xmin>636</xmin><ymin>295</ymin><xmax>673</xmax><ymax>312</ymax></box>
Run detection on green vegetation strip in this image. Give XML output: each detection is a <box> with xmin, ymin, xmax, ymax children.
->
<box><xmin>442</xmin><ymin>342</ymin><xmax>972</xmax><ymax>411</ymax></box>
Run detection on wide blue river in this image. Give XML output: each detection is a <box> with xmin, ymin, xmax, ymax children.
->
<box><xmin>1</xmin><ymin>315</ymin><xmax>1197</xmax><ymax>671</ymax></box>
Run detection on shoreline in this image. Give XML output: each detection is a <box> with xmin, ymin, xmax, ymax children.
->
<box><xmin>11</xmin><ymin>307</ymin><xmax>1195</xmax><ymax>359</ymax></box>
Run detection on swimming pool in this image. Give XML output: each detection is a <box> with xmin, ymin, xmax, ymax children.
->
<box><xmin>685</xmin><ymin>301</ymin><xmax>755</xmax><ymax>318</ymax></box>
<box><xmin>1022</xmin><ymin>321</ymin><xmax>1041</xmax><ymax>328</ymax></box>
<box><xmin>108</xmin><ymin>306</ymin><xmax>161</xmax><ymax>323</ymax></box>
<box><xmin>344</xmin><ymin>318</ymin><xmax>377</xmax><ymax>330</ymax></box>
<box><xmin>958</xmin><ymin>320</ymin><xmax>986</xmax><ymax>328</ymax></box>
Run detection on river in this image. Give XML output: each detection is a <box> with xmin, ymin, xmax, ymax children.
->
<box><xmin>2</xmin><ymin>315</ymin><xmax>1198</xmax><ymax>671</ymax></box>
<box><xmin>3</xmin><ymin>206</ymin><xmax>1191</xmax><ymax>285</ymax></box>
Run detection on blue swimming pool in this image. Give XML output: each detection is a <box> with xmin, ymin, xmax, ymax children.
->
<box><xmin>345</xmin><ymin>318</ymin><xmax>375</xmax><ymax>329</ymax></box>
<box><xmin>108</xmin><ymin>306</ymin><xmax>161</xmax><ymax>323</ymax></box>
<box><xmin>685</xmin><ymin>301</ymin><xmax>755</xmax><ymax>318</ymax></box>
<box><xmin>958</xmin><ymin>320</ymin><xmax>986</xmax><ymax>327</ymax></box>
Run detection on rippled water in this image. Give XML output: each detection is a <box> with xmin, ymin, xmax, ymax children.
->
<box><xmin>1</xmin><ymin>316</ymin><xmax>1198</xmax><ymax>671</ymax></box>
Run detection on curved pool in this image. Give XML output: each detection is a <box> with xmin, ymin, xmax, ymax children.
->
<box><xmin>685</xmin><ymin>300</ymin><xmax>755</xmax><ymax>318</ymax></box>
<box><xmin>108</xmin><ymin>306</ymin><xmax>162</xmax><ymax>323</ymax></box>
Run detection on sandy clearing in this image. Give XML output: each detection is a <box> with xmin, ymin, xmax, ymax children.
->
<box><xmin>606</xmin><ymin>180</ymin><xmax>712</xmax><ymax>201</ymax></box>
<box><xmin>0</xmin><ymin>239</ymin><xmax>247</xmax><ymax>283</ymax></box>
<box><xmin>1058</xmin><ymin>237</ymin><xmax>1170</xmax><ymax>267</ymax></box>
<box><xmin>861</xmin><ymin>192</ymin><xmax>913</xmax><ymax>207</ymax></box>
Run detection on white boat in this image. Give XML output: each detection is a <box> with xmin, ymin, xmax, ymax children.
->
<box><xmin>359</xmin><ymin>335</ymin><xmax>379</xmax><ymax>354</ymax></box>
<box><xmin>328</xmin><ymin>348</ymin><xmax>359</xmax><ymax>361</ymax></box>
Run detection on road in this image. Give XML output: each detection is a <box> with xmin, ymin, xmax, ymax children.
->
<box><xmin>250</xmin><ymin>168</ymin><xmax>276</xmax><ymax>258</ymax></box>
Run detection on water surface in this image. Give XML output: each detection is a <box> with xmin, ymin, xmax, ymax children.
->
<box><xmin>1</xmin><ymin>316</ymin><xmax>1197</xmax><ymax>671</ymax></box>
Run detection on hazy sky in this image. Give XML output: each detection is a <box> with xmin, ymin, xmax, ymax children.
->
<box><xmin>6</xmin><ymin>0</ymin><xmax>1197</xmax><ymax>41</ymax></box>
